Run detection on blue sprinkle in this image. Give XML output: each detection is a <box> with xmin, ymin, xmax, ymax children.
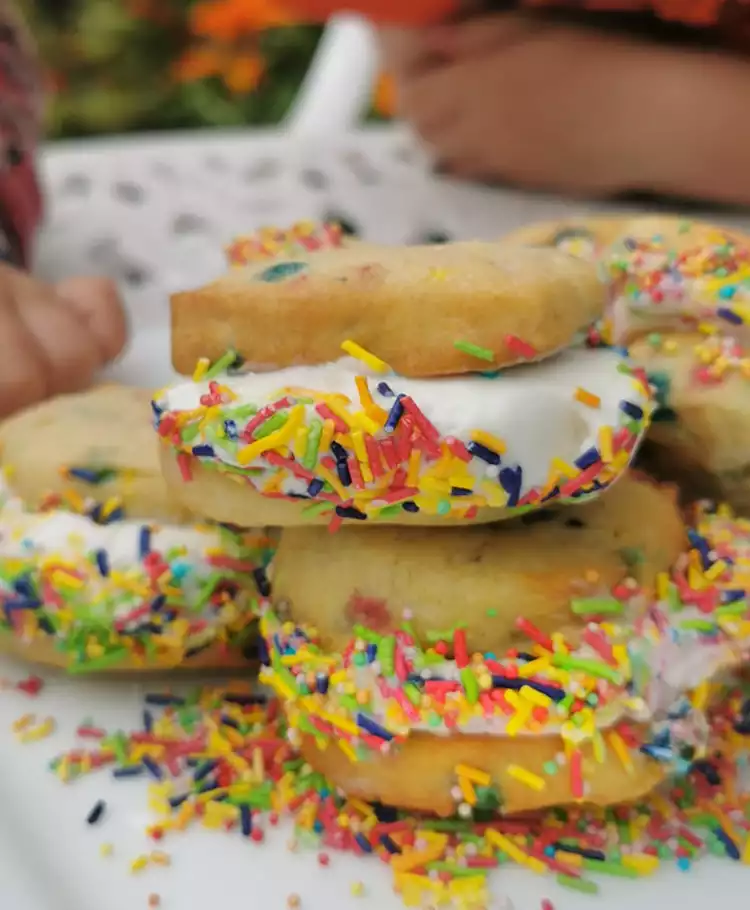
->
<box><xmin>639</xmin><ymin>743</ymin><xmax>673</xmax><ymax>762</ymax></box>
<box><xmin>112</xmin><ymin>764</ymin><xmax>145</xmax><ymax>779</ymax></box>
<box><xmin>498</xmin><ymin>466</ymin><xmax>522</xmax><ymax>507</ymax></box>
<box><xmin>169</xmin><ymin>793</ymin><xmax>190</xmax><ymax>808</ymax></box>
<box><xmin>379</xmin><ymin>834</ymin><xmax>402</xmax><ymax>854</ymax></box>
<box><xmin>714</xmin><ymin>827</ymin><xmax>741</xmax><ymax>860</ymax></box>
<box><xmin>67</xmin><ymin>466</ymin><xmax>116</xmax><ymax>484</ymax></box>
<box><xmin>253</xmin><ymin>567</ymin><xmax>271</xmax><ymax>597</ymax></box>
<box><xmin>257</xmin><ymin>261</ymin><xmax>308</xmax><ymax>283</ymax></box>
<box><xmin>365</xmin><ymin>643</ymin><xmax>378</xmax><ymax>662</ymax></box>
<box><xmin>450</xmin><ymin>487</ymin><xmax>473</xmax><ymax>497</ymax></box>
<box><xmin>240</xmin><ymin>805</ymin><xmax>253</xmax><ymax>836</ymax></box>
<box><xmin>138</xmin><ymin>526</ymin><xmax>152</xmax><ymax>559</ymax></box>
<box><xmin>574</xmin><ymin>447</ymin><xmax>600</xmax><ymax>470</ymax></box>
<box><xmin>719</xmin><ymin>285</ymin><xmax>738</xmax><ymax>299</ymax></box>
<box><xmin>384</xmin><ymin>395</ymin><xmax>404</xmax><ymax>433</ymax></box>
<box><xmin>354</xmin><ymin>833</ymin><xmax>373</xmax><ymax>853</ymax></box>
<box><xmin>722</xmin><ymin>589</ymin><xmax>746</xmax><ymax>603</ymax></box>
<box><xmin>466</xmin><ymin>441</ymin><xmax>501</xmax><ymax>465</ymax></box>
<box><xmin>376</xmin><ymin>382</ymin><xmax>394</xmax><ymax>398</ymax></box>
<box><xmin>401</xmin><ymin>501</ymin><xmax>419</xmax><ymax>513</ymax></box>
<box><xmin>330</xmin><ymin>441</ymin><xmax>348</xmax><ymax>462</ymax></box>
<box><xmin>336</xmin><ymin>460</ymin><xmax>352</xmax><ymax>487</ymax></box>
<box><xmin>2</xmin><ymin>597</ymin><xmax>40</xmax><ymax>611</ymax></box>
<box><xmin>192</xmin><ymin>444</ymin><xmax>215</xmax><ymax>457</ymax></box>
<box><xmin>219</xmin><ymin>715</ymin><xmax>241</xmax><ymax>730</ymax></box>
<box><xmin>315</xmin><ymin>674</ymin><xmax>329</xmax><ymax>695</ymax></box>
<box><xmin>86</xmin><ymin>800</ymin><xmax>106</xmax><ymax>825</ymax></box>
<box><xmin>150</xmin><ymin>594</ymin><xmax>166</xmax><ymax>612</ymax></box>
<box><xmin>335</xmin><ymin>505</ymin><xmax>367</xmax><ymax>520</ymax></box>
<box><xmin>142</xmin><ymin>710</ymin><xmax>154</xmax><ymax>732</ymax></box>
<box><xmin>619</xmin><ymin>400</ymin><xmax>644</xmax><ymax>420</ymax></box>
<box><xmin>151</xmin><ymin>400</ymin><xmax>162</xmax><ymax>418</ymax></box>
<box><xmin>223</xmin><ymin>419</ymin><xmax>238</xmax><ymax>439</ymax></box>
<box><xmin>307</xmin><ymin>478</ymin><xmax>325</xmax><ymax>497</ymax></box>
<box><xmin>95</xmin><ymin>549</ymin><xmax>110</xmax><ymax>577</ymax></box>
<box><xmin>145</xmin><ymin>693</ymin><xmax>186</xmax><ymax>707</ymax></box>
<box><xmin>355</xmin><ymin>712</ymin><xmax>394</xmax><ymax>741</ymax></box>
<box><xmin>141</xmin><ymin>756</ymin><xmax>164</xmax><ymax>781</ymax></box>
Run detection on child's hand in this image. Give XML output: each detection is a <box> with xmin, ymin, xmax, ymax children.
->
<box><xmin>380</xmin><ymin>14</ymin><xmax>750</xmax><ymax>204</ymax></box>
<box><xmin>0</xmin><ymin>265</ymin><xmax>127</xmax><ymax>417</ymax></box>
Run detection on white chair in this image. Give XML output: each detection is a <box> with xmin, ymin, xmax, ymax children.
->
<box><xmin>284</xmin><ymin>14</ymin><xmax>381</xmax><ymax>135</ymax></box>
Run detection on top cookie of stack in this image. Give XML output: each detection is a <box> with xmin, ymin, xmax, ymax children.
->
<box><xmin>155</xmin><ymin>227</ymin><xmax>653</xmax><ymax>528</ymax></box>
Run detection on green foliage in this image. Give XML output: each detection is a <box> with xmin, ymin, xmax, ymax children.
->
<box><xmin>16</xmin><ymin>0</ymin><xmax>322</xmax><ymax>138</ymax></box>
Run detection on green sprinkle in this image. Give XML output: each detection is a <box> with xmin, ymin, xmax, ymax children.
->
<box><xmin>460</xmin><ymin>666</ymin><xmax>479</xmax><ymax>704</ymax></box>
<box><xmin>679</xmin><ymin>619</ymin><xmax>718</xmax><ymax>634</ymax></box>
<box><xmin>570</xmin><ymin>597</ymin><xmax>624</xmax><ymax>616</ymax></box>
<box><xmin>582</xmin><ymin>858</ymin><xmax>639</xmax><ymax>878</ymax></box>
<box><xmin>254</xmin><ymin>411</ymin><xmax>289</xmax><ymax>438</ymax></box>
<box><xmin>302</xmin><ymin>419</ymin><xmax>323</xmax><ymax>469</ymax></box>
<box><xmin>454</xmin><ymin>340</ymin><xmax>495</xmax><ymax>362</ymax></box>
<box><xmin>551</xmin><ymin>655</ymin><xmax>623</xmax><ymax>684</ymax></box>
<box><xmin>543</xmin><ymin>761</ymin><xmax>558</xmax><ymax>776</ymax></box>
<box><xmin>379</xmin><ymin>636</ymin><xmax>396</xmax><ymax>676</ymax></box>
<box><xmin>204</xmin><ymin>349</ymin><xmax>238</xmax><ymax>379</ymax></box>
<box><xmin>302</xmin><ymin>501</ymin><xmax>333</xmax><ymax>518</ymax></box>
<box><xmin>557</xmin><ymin>874</ymin><xmax>599</xmax><ymax>894</ymax></box>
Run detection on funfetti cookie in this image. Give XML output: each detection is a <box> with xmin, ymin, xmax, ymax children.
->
<box><xmin>503</xmin><ymin>215</ymin><xmax>750</xmax><ymax>345</ymax></box>
<box><xmin>154</xmin><ymin>345</ymin><xmax>653</xmax><ymax>529</ymax></box>
<box><xmin>630</xmin><ymin>332</ymin><xmax>750</xmax><ymax>513</ymax></box>
<box><xmin>262</xmin><ymin>490</ymin><xmax>750</xmax><ymax>816</ymax></box>
<box><xmin>0</xmin><ymin>385</ymin><xmax>192</xmax><ymax>524</ymax></box>
<box><xmin>0</xmin><ymin>386</ymin><xmax>273</xmax><ymax>673</ymax></box>
<box><xmin>271</xmin><ymin>472</ymin><xmax>686</xmax><ymax>657</ymax></box>
<box><xmin>170</xmin><ymin>241</ymin><xmax>606</xmax><ymax>377</ymax></box>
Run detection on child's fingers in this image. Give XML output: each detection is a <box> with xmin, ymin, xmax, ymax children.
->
<box><xmin>0</xmin><ymin>286</ymin><xmax>48</xmax><ymax>415</ymax></box>
<box><xmin>418</xmin><ymin>13</ymin><xmax>540</xmax><ymax>58</ymax></box>
<box><xmin>20</xmin><ymin>290</ymin><xmax>103</xmax><ymax>396</ymax></box>
<box><xmin>54</xmin><ymin>276</ymin><xmax>128</xmax><ymax>364</ymax></box>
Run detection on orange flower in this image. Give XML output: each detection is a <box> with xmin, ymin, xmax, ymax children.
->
<box><xmin>373</xmin><ymin>72</ymin><xmax>395</xmax><ymax>118</ymax></box>
<box><xmin>190</xmin><ymin>0</ymin><xmax>291</xmax><ymax>39</ymax></box>
<box><xmin>173</xmin><ymin>45</ymin><xmax>266</xmax><ymax>94</ymax></box>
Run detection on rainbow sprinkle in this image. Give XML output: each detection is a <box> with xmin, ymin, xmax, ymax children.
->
<box><xmin>154</xmin><ymin>345</ymin><xmax>652</xmax><ymax>528</ymax></box>
<box><xmin>260</xmin><ymin>501</ymin><xmax>750</xmax><ymax>809</ymax></box>
<box><xmin>44</xmin><ymin>677</ymin><xmax>750</xmax><ymax>909</ymax></box>
<box><xmin>225</xmin><ymin>222</ymin><xmax>345</xmax><ymax>266</ymax></box>
<box><xmin>0</xmin><ymin>476</ymin><xmax>274</xmax><ymax>671</ymax></box>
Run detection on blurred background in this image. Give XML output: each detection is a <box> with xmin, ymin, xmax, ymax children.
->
<box><xmin>19</xmin><ymin>0</ymin><xmax>393</xmax><ymax>138</ymax></box>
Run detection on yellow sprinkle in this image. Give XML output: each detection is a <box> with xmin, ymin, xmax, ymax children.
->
<box><xmin>317</xmin><ymin>465</ymin><xmax>348</xmax><ymax>501</ymax></box>
<box><xmin>607</xmin><ymin>730</ymin><xmax>634</xmax><ymax>775</ymax></box>
<box><xmin>406</xmin><ymin>449</ymin><xmax>422</xmax><ymax>488</ymax></box>
<box><xmin>506</xmin><ymin>765</ymin><xmax>545</xmax><ymax>791</ymax></box>
<box><xmin>705</xmin><ymin>559</ymin><xmax>728</xmax><ymax>581</ymax></box>
<box><xmin>192</xmin><ymin>357</ymin><xmax>210</xmax><ymax>381</ymax></box>
<box><xmin>470</xmin><ymin>429</ymin><xmax>506</xmax><ymax>454</ymax></box>
<box><xmin>350</xmin><ymin>881</ymin><xmax>365</xmax><ymax>897</ymax></box>
<box><xmin>99</xmin><ymin>843</ymin><xmax>114</xmax><ymax>858</ymax></box>
<box><xmin>150</xmin><ymin>851</ymin><xmax>171</xmax><ymax>867</ymax></box>
<box><xmin>391</xmin><ymin>836</ymin><xmax>449</xmax><ymax>874</ymax></box>
<box><xmin>575</xmin><ymin>387</ymin><xmax>601</xmax><ymax>408</ymax></box>
<box><xmin>12</xmin><ymin>713</ymin><xmax>35</xmax><ymax>733</ymax></box>
<box><xmin>130</xmin><ymin>855</ymin><xmax>150</xmax><ymax>874</ymax></box>
<box><xmin>742</xmin><ymin>836</ymin><xmax>750</xmax><ymax>866</ymax></box>
<box><xmin>692</xmin><ymin>680</ymin><xmax>710</xmax><ymax>711</ymax></box>
<box><xmin>18</xmin><ymin>717</ymin><xmax>55</xmax><ymax>743</ymax></box>
<box><xmin>320</xmin><ymin>418</ymin><xmax>336</xmax><ymax>455</ymax></box>
<box><xmin>519</xmin><ymin>685</ymin><xmax>552</xmax><ymax>708</ymax></box>
<box><xmin>454</xmin><ymin>764</ymin><xmax>491</xmax><ymax>787</ymax></box>
<box><xmin>294</xmin><ymin>427</ymin><xmax>308</xmax><ymax>460</ymax></box>
<box><xmin>505</xmin><ymin>703</ymin><xmax>533</xmax><ymax>737</ymax></box>
<box><xmin>622</xmin><ymin>853</ymin><xmax>659</xmax><ymax>875</ymax></box>
<box><xmin>341</xmin><ymin>339</ymin><xmax>390</xmax><ymax>373</ymax></box>
<box><xmin>458</xmin><ymin>775</ymin><xmax>477</xmax><ymax>805</ymax></box>
<box><xmin>485</xmin><ymin>830</ymin><xmax>547</xmax><ymax>874</ymax></box>
<box><xmin>598</xmin><ymin>425</ymin><xmax>614</xmax><ymax>463</ymax></box>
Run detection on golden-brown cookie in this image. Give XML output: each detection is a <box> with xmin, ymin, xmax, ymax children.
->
<box><xmin>170</xmin><ymin>242</ymin><xmax>605</xmax><ymax>377</ymax></box>
<box><xmin>271</xmin><ymin>472</ymin><xmax>685</xmax><ymax>656</ymax></box>
<box><xmin>297</xmin><ymin>726</ymin><xmax>666</xmax><ymax>817</ymax></box>
<box><xmin>0</xmin><ymin>384</ymin><xmax>192</xmax><ymax>524</ymax></box>
<box><xmin>629</xmin><ymin>332</ymin><xmax>750</xmax><ymax>513</ymax></box>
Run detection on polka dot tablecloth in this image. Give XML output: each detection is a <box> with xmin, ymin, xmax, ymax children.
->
<box><xmin>36</xmin><ymin>124</ymin><xmax>750</xmax><ymax>336</ymax></box>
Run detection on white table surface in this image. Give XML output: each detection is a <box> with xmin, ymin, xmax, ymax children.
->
<box><xmin>3</xmin><ymin>124</ymin><xmax>750</xmax><ymax>910</ymax></box>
